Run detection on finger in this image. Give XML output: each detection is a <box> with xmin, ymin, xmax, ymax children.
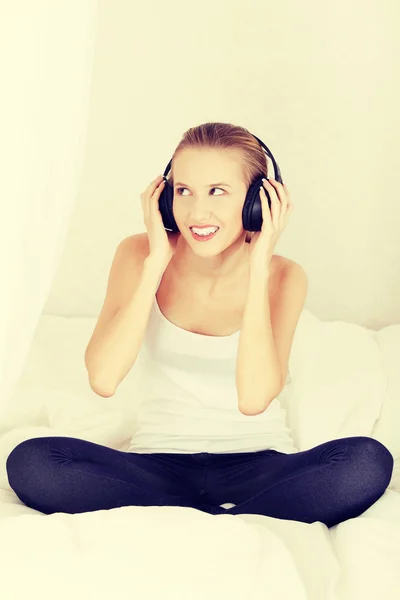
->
<box><xmin>261</xmin><ymin>181</ymin><xmax>280</xmax><ymax>229</ymax></box>
<box><xmin>259</xmin><ymin>186</ymin><xmax>274</xmax><ymax>231</ymax></box>
<box><xmin>151</xmin><ymin>180</ymin><xmax>165</xmax><ymax>204</ymax></box>
<box><xmin>265</xmin><ymin>178</ymin><xmax>288</xmax><ymax>206</ymax></box>
<box><xmin>145</xmin><ymin>175</ymin><xmax>164</xmax><ymax>197</ymax></box>
<box><xmin>150</xmin><ymin>175</ymin><xmax>163</xmax><ymax>187</ymax></box>
<box><xmin>145</xmin><ymin>178</ymin><xmax>164</xmax><ymax>203</ymax></box>
<box><xmin>265</xmin><ymin>178</ymin><xmax>291</xmax><ymax>228</ymax></box>
<box><xmin>142</xmin><ymin>178</ymin><xmax>165</xmax><ymax>215</ymax></box>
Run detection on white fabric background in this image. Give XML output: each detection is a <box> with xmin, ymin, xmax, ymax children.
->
<box><xmin>0</xmin><ymin>1</ymin><xmax>98</xmax><ymax>417</ymax></box>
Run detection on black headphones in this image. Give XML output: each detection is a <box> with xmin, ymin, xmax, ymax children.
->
<box><xmin>158</xmin><ymin>133</ymin><xmax>284</xmax><ymax>233</ymax></box>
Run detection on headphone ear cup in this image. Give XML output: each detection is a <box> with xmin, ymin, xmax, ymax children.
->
<box><xmin>159</xmin><ymin>179</ymin><xmax>179</xmax><ymax>232</ymax></box>
<box><xmin>242</xmin><ymin>176</ymin><xmax>271</xmax><ymax>232</ymax></box>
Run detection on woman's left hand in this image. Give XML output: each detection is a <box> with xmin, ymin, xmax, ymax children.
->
<box><xmin>248</xmin><ymin>178</ymin><xmax>294</xmax><ymax>274</ymax></box>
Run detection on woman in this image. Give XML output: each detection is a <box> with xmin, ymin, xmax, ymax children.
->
<box><xmin>6</xmin><ymin>122</ymin><xmax>394</xmax><ymax>528</ymax></box>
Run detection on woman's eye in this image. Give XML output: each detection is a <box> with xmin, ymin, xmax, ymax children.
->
<box><xmin>176</xmin><ymin>188</ymin><xmax>188</xmax><ymax>196</ymax></box>
<box><xmin>176</xmin><ymin>187</ymin><xmax>225</xmax><ymax>196</ymax></box>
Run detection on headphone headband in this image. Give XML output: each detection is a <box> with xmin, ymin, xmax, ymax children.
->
<box><xmin>162</xmin><ymin>132</ymin><xmax>282</xmax><ymax>184</ymax></box>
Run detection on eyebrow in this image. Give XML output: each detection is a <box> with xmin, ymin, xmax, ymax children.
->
<box><xmin>174</xmin><ymin>181</ymin><xmax>232</xmax><ymax>188</ymax></box>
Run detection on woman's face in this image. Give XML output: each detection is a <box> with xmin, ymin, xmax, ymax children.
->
<box><xmin>170</xmin><ymin>147</ymin><xmax>249</xmax><ymax>250</ymax></box>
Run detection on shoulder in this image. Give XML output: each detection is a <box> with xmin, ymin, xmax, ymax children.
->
<box><xmin>281</xmin><ymin>258</ymin><xmax>309</xmax><ymax>299</ymax></box>
<box><xmin>118</xmin><ymin>232</ymin><xmax>150</xmax><ymax>260</ymax></box>
<box><xmin>275</xmin><ymin>255</ymin><xmax>308</xmax><ymax>290</ymax></box>
<box><xmin>274</xmin><ymin>254</ymin><xmax>306</xmax><ymax>275</ymax></box>
<box><xmin>123</xmin><ymin>231</ymin><xmax>149</xmax><ymax>251</ymax></box>
<box><xmin>283</xmin><ymin>256</ymin><xmax>307</xmax><ymax>276</ymax></box>
<box><xmin>121</xmin><ymin>231</ymin><xmax>179</xmax><ymax>258</ymax></box>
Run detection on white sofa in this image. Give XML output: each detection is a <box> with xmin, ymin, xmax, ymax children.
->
<box><xmin>0</xmin><ymin>309</ymin><xmax>399</xmax><ymax>600</ymax></box>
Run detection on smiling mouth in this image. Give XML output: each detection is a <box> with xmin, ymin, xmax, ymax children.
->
<box><xmin>189</xmin><ymin>227</ymin><xmax>220</xmax><ymax>240</ymax></box>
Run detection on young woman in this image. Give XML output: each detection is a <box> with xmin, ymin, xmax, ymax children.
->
<box><xmin>6</xmin><ymin>123</ymin><xmax>393</xmax><ymax>528</ymax></box>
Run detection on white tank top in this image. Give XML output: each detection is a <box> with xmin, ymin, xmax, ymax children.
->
<box><xmin>126</xmin><ymin>274</ymin><xmax>298</xmax><ymax>455</ymax></box>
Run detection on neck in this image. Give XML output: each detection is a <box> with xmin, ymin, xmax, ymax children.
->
<box><xmin>171</xmin><ymin>232</ymin><xmax>250</xmax><ymax>288</ymax></box>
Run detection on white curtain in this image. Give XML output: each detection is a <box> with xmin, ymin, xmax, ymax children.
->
<box><xmin>0</xmin><ymin>1</ymin><xmax>99</xmax><ymax>420</ymax></box>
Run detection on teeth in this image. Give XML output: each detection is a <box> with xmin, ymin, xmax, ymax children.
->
<box><xmin>191</xmin><ymin>227</ymin><xmax>218</xmax><ymax>235</ymax></box>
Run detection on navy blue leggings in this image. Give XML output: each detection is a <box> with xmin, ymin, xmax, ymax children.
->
<box><xmin>6</xmin><ymin>435</ymin><xmax>393</xmax><ymax>528</ymax></box>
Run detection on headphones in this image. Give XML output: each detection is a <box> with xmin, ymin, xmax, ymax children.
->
<box><xmin>158</xmin><ymin>133</ymin><xmax>283</xmax><ymax>233</ymax></box>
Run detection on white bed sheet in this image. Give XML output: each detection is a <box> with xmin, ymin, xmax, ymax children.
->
<box><xmin>0</xmin><ymin>314</ymin><xmax>399</xmax><ymax>600</ymax></box>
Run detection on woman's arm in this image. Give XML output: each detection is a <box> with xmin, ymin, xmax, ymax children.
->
<box><xmin>236</xmin><ymin>262</ymin><xmax>308</xmax><ymax>415</ymax></box>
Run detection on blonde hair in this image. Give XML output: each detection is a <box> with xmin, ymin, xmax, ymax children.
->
<box><xmin>168</xmin><ymin>122</ymin><xmax>269</xmax><ymax>242</ymax></box>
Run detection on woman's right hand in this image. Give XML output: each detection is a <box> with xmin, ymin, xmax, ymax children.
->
<box><xmin>140</xmin><ymin>174</ymin><xmax>180</xmax><ymax>269</ymax></box>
